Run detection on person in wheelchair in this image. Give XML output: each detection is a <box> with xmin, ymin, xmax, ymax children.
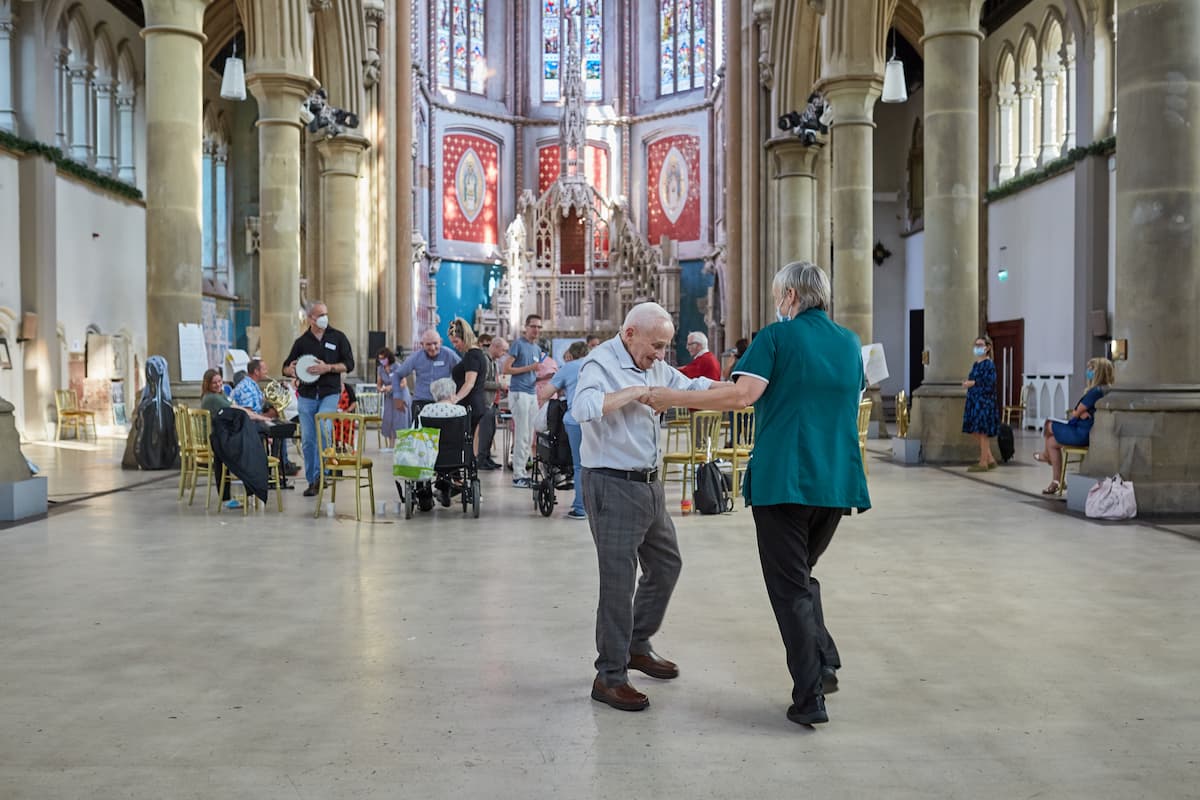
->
<box><xmin>413</xmin><ymin>378</ymin><xmax>478</xmax><ymax>511</ymax></box>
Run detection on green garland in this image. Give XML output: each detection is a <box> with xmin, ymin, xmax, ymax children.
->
<box><xmin>0</xmin><ymin>128</ymin><xmax>143</xmax><ymax>202</ymax></box>
<box><xmin>985</xmin><ymin>136</ymin><xmax>1116</xmax><ymax>203</ymax></box>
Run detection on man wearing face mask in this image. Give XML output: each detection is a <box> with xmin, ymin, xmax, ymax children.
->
<box><xmin>282</xmin><ymin>301</ymin><xmax>356</xmax><ymax>497</ymax></box>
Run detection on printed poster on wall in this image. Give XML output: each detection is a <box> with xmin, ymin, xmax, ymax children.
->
<box><xmin>646</xmin><ymin>134</ymin><xmax>701</xmax><ymax>243</ymax></box>
<box><xmin>443</xmin><ymin>134</ymin><xmax>499</xmax><ymax>244</ymax></box>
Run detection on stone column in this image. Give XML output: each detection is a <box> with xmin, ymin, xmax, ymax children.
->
<box><xmin>996</xmin><ymin>93</ymin><xmax>1015</xmax><ymax>182</ymax></box>
<box><xmin>1086</xmin><ymin>0</ymin><xmax>1200</xmax><ymax>513</ymax></box>
<box><xmin>910</xmin><ymin>0</ymin><xmax>985</xmax><ymax>463</ymax></box>
<box><xmin>117</xmin><ymin>93</ymin><xmax>136</xmax><ymax>183</ymax></box>
<box><xmin>68</xmin><ymin>64</ymin><xmax>92</xmax><ymax>163</ymax></box>
<box><xmin>248</xmin><ymin>73</ymin><xmax>316</xmax><ymax>371</ymax></box>
<box><xmin>55</xmin><ymin>49</ymin><xmax>68</xmax><ymax>149</ymax></box>
<box><xmin>1015</xmin><ymin>73</ymin><xmax>1036</xmax><ymax>173</ymax></box>
<box><xmin>395</xmin><ymin>0</ymin><xmax>414</xmax><ymax>347</ymax></box>
<box><xmin>0</xmin><ymin>14</ymin><xmax>16</xmax><ymax>133</ymax></box>
<box><xmin>1038</xmin><ymin>66</ymin><xmax>1060</xmax><ymax>166</ymax></box>
<box><xmin>815</xmin><ymin>139</ymin><xmax>832</xmax><ymax>272</ymax></box>
<box><xmin>94</xmin><ymin>80</ymin><xmax>116</xmax><ymax>174</ymax></box>
<box><xmin>722</xmin><ymin>0</ymin><xmax>743</xmax><ymax>343</ymax></box>
<box><xmin>316</xmin><ymin>134</ymin><xmax>368</xmax><ymax>375</ymax></box>
<box><xmin>823</xmin><ymin>78</ymin><xmax>880</xmax><ymax>345</ymax></box>
<box><xmin>141</xmin><ymin>0</ymin><xmax>206</xmax><ymax>385</ymax></box>
<box><xmin>1062</xmin><ymin>41</ymin><xmax>1077</xmax><ymax>152</ymax></box>
<box><xmin>769</xmin><ymin>136</ymin><xmax>822</xmax><ymax>265</ymax></box>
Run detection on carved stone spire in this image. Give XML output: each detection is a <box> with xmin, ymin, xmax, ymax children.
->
<box><xmin>556</xmin><ymin>8</ymin><xmax>590</xmax><ymax>215</ymax></box>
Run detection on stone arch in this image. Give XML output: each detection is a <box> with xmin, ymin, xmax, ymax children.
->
<box><xmin>116</xmin><ymin>40</ymin><xmax>137</xmax><ymax>92</ymax></box>
<box><xmin>64</xmin><ymin>4</ymin><xmax>93</xmax><ymax>67</ymax></box>
<box><xmin>312</xmin><ymin>0</ymin><xmax>367</xmax><ymax>115</ymax></box>
<box><xmin>93</xmin><ymin>23</ymin><xmax>116</xmax><ymax>81</ymax></box>
<box><xmin>1038</xmin><ymin>6</ymin><xmax>1066</xmax><ymax>61</ymax></box>
<box><xmin>203</xmin><ymin>0</ymin><xmax>244</xmax><ymax>77</ymax></box>
<box><xmin>771</xmin><ymin>0</ymin><xmax>822</xmax><ymax>120</ymax></box>
<box><xmin>1016</xmin><ymin>25</ymin><xmax>1039</xmax><ymax>76</ymax></box>
<box><xmin>995</xmin><ymin>42</ymin><xmax>1016</xmax><ymax>92</ymax></box>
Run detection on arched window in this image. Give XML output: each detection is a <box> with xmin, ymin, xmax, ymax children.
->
<box><xmin>65</xmin><ymin>9</ymin><xmax>93</xmax><ymax>164</ymax></box>
<box><xmin>542</xmin><ymin>0</ymin><xmax>603</xmax><ymax>102</ymax></box>
<box><xmin>202</xmin><ymin>110</ymin><xmax>232</xmax><ymax>294</ymax></box>
<box><xmin>995</xmin><ymin>47</ymin><xmax>1017</xmax><ymax>183</ymax></box>
<box><xmin>436</xmin><ymin>0</ymin><xmax>486</xmax><ymax>94</ymax></box>
<box><xmin>116</xmin><ymin>43</ymin><xmax>137</xmax><ymax>184</ymax></box>
<box><xmin>660</xmin><ymin>0</ymin><xmax>707</xmax><ymax>96</ymax></box>
<box><xmin>93</xmin><ymin>26</ymin><xmax>117</xmax><ymax>176</ymax></box>
<box><xmin>1038</xmin><ymin>13</ymin><xmax>1064</xmax><ymax>167</ymax></box>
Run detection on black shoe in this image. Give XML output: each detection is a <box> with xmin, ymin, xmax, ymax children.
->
<box><xmin>479</xmin><ymin>460</ymin><xmax>501</xmax><ymax>471</ymax></box>
<box><xmin>303</xmin><ymin>485</ymin><xmax>318</xmax><ymax>497</ymax></box>
<box><xmin>822</xmin><ymin>666</ymin><xmax>839</xmax><ymax>694</ymax></box>
<box><xmin>284</xmin><ymin>464</ymin><xmax>301</xmax><ymax>476</ymax></box>
<box><xmin>556</xmin><ymin>481</ymin><xmax>574</xmax><ymax>491</ymax></box>
<box><xmin>787</xmin><ymin>695</ymin><xmax>828</xmax><ymax>726</ymax></box>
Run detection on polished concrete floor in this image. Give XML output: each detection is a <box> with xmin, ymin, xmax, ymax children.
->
<box><xmin>2</xmin><ymin>434</ymin><xmax>1199</xmax><ymax>799</ymax></box>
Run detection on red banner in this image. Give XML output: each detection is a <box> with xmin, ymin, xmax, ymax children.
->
<box><xmin>646</xmin><ymin>134</ymin><xmax>701</xmax><ymax>243</ymax></box>
<box><xmin>443</xmin><ymin>134</ymin><xmax>499</xmax><ymax>244</ymax></box>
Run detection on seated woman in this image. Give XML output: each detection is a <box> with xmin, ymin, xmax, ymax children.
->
<box><xmin>1034</xmin><ymin>357</ymin><xmax>1115</xmax><ymax>494</ymax></box>
<box><xmin>418</xmin><ymin>378</ymin><xmax>469</xmax><ymax>507</ymax></box>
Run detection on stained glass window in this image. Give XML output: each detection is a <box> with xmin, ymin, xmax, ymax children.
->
<box><xmin>436</xmin><ymin>0</ymin><xmax>487</xmax><ymax>94</ymax></box>
<box><xmin>542</xmin><ymin>0</ymin><xmax>603</xmax><ymax>102</ymax></box>
<box><xmin>660</xmin><ymin>0</ymin><xmax>707</xmax><ymax>95</ymax></box>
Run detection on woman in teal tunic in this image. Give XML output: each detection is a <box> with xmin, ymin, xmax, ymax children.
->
<box><xmin>645</xmin><ymin>261</ymin><xmax>870</xmax><ymax>727</ymax></box>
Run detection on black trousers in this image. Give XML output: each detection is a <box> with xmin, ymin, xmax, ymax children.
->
<box><xmin>475</xmin><ymin>403</ymin><xmax>498</xmax><ymax>462</ymax></box>
<box><xmin>750</xmin><ymin>504</ymin><xmax>844</xmax><ymax>705</ymax></box>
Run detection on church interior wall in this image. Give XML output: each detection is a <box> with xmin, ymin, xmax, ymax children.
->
<box><xmin>0</xmin><ymin>152</ymin><xmax>21</xmax><ymax>316</ymax></box>
<box><xmin>53</xmin><ymin>176</ymin><xmax>146</xmax><ymax>367</ymax></box>
<box><xmin>987</xmin><ymin>170</ymin><xmax>1076</xmax><ymax>376</ymax></box>
<box><xmin>903</xmin><ymin>232</ymin><xmax>924</xmax><ymax>395</ymax></box>
<box><xmin>872</xmin><ymin>196</ymin><xmax>907</xmax><ymax>399</ymax></box>
<box><xmin>1106</xmin><ymin>154</ymin><xmax>1115</xmax><ymax>319</ymax></box>
<box><xmin>630</xmin><ymin>110</ymin><xmax>711</xmax><ymax>260</ymax></box>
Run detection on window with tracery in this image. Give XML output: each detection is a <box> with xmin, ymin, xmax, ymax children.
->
<box><xmin>541</xmin><ymin>0</ymin><xmax>603</xmax><ymax>102</ymax></box>
<box><xmin>436</xmin><ymin>0</ymin><xmax>486</xmax><ymax>94</ymax></box>
<box><xmin>202</xmin><ymin>138</ymin><xmax>231</xmax><ymax>292</ymax></box>
<box><xmin>660</xmin><ymin>0</ymin><xmax>707</xmax><ymax>95</ymax></box>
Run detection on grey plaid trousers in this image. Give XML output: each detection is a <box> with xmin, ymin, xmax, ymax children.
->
<box><xmin>582</xmin><ymin>468</ymin><xmax>682</xmax><ymax>686</ymax></box>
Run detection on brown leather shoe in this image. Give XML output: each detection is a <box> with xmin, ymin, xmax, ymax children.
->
<box><xmin>627</xmin><ymin>649</ymin><xmax>679</xmax><ymax>680</ymax></box>
<box><xmin>591</xmin><ymin>678</ymin><xmax>649</xmax><ymax>711</ymax></box>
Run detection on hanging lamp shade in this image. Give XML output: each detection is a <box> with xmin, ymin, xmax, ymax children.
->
<box><xmin>220</xmin><ymin>56</ymin><xmax>246</xmax><ymax>101</ymax></box>
<box><xmin>881</xmin><ymin>57</ymin><xmax>908</xmax><ymax>104</ymax></box>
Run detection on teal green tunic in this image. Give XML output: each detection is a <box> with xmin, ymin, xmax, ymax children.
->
<box><xmin>732</xmin><ymin>310</ymin><xmax>871</xmax><ymax>511</ymax></box>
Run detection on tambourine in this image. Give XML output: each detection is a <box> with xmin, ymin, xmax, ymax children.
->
<box><xmin>295</xmin><ymin>354</ymin><xmax>322</xmax><ymax>384</ymax></box>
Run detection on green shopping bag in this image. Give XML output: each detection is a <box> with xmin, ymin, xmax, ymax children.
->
<box><xmin>393</xmin><ymin>427</ymin><xmax>440</xmax><ymax>480</ymax></box>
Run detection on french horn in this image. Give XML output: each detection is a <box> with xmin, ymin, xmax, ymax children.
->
<box><xmin>263</xmin><ymin>379</ymin><xmax>293</xmax><ymax>416</ymax></box>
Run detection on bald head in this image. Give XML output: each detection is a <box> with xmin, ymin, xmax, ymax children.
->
<box><xmin>621</xmin><ymin>302</ymin><xmax>675</xmax><ymax>370</ymax></box>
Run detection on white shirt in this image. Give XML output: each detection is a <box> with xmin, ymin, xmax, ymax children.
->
<box><xmin>573</xmin><ymin>335</ymin><xmax>714</xmax><ymax>470</ymax></box>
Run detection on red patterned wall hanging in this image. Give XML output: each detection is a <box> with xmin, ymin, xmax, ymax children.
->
<box><xmin>442</xmin><ymin>134</ymin><xmax>499</xmax><ymax>244</ymax></box>
<box><xmin>537</xmin><ymin>143</ymin><xmax>610</xmax><ymax>198</ymax></box>
<box><xmin>646</xmin><ymin>134</ymin><xmax>701</xmax><ymax>243</ymax></box>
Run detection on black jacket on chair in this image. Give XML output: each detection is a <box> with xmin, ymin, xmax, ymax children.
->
<box><xmin>210</xmin><ymin>407</ymin><xmax>269</xmax><ymax>503</ymax></box>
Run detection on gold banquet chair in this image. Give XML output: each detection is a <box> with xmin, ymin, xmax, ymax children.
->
<box><xmin>714</xmin><ymin>407</ymin><xmax>755</xmax><ymax>498</ymax></box>
<box><xmin>355</xmin><ymin>387</ymin><xmax>384</xmax><ymax>449</ymax></box>
<box><xmin>661</xmin><ymin>410</ymin><xmax>723</xmax><ymax>502</ymax></box>
<box><xmin>314</xmin><ymin>412</ymin><xmax>375</xmax><ymax>521</ymax></box>
<box><xmin>184</xmin><ymin>408</ymin><xmax>219</xmax><ymax>509</ymax></box>
<box><xmin>175</xmin><ymin>403</ymin><xmax>192</xmax><ymax>499</ymax></box>
<box><xmin>55</xmin><ymin>388</ymin><xmax>97</xmax><ymax>441</ymax></box>
<box><xmin>857</xmin><ymin>399</ymin><xmax>873</xmax><ymax>476</ymax></box>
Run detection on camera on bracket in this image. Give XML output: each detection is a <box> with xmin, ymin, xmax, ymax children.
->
<box><xmin>301</xmin><ymin>88</ymin><xmax>360</xmax><ymax>136</ymax></box>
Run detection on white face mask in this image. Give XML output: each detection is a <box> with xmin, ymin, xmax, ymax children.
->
<box><xmin>776</xmin><ymin>297</ymin><xmax>791</xmax><ymax>323</ymax></box>
<box><xmin>315</xmin><ymin>314</ymin><xmax>329</xmax><ymax>330</ymax></box>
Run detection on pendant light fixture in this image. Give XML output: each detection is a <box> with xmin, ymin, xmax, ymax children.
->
<box><xmin>881</xmin><ymin>28</ymin><xmax>908</xmax><ymax>104</ymax></box>
<box><xmin>220</xmin><ymin>40</ymin><xmax>246</xmax><ymax>101</ymax></box>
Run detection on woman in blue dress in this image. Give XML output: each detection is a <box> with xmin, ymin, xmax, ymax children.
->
<box><xmin>1034</xmin><ymin>357</ymin><xmax>1114</xmax><ymax>495</ymax></box>
<box><xmin>962</xmin><ymin>335</ymin><xmax>999</xmax><ymax>472</ymax></box>
<box><xmin>376</xmin><ymin>347</ymin><xmax>412</xmax><ymax>447</ymax></box>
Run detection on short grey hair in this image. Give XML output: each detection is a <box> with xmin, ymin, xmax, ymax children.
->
<box><xmin>773</xmin><ymin>261</ymin><xmax>831</xmax><ymax>314</ymax></box>
<box><xmin>430</xmin><ymin>377</ymin><xmax>457</xmax><ymax>402</ymax></box>
<box><xmin>622</xmin><ymin>301</ymin><xmax>673</xmax><ymax>331</ymax></box>
<box><xmin>687</xmin><ymin>331</ymin><xmax>709</xmax><ymax>350</ymax></box>
<box><xmin>306</xmin><ymin>300</ymin><xmax>326</xmax><ymax>315</ymax></box>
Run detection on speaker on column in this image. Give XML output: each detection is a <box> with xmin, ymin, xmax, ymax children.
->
<box><xmin>367</xmin><ymin>330</ymin><xmax>386</xmax><ymax>361</ymax></box>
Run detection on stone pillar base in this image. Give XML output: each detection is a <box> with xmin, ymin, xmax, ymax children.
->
<box><xmin>0</xmin><ymin>477</ymin><xmax>48</xmax><ymax>522</ymax></box>
<box><xmin>1085</xmin><ymin>387</ymin><xmax>1200</xmax><ymax>514</ymax></box>
<box><xmin>910</xmin><ymin>382</ymin><xmax>978</xmax><ymax>463</ymax></box>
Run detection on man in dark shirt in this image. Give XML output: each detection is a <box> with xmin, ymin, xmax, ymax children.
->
<box><xmin>281</xmin><ymin>301</ymin><xmax>356</xmax><ymax>496</ymax></box>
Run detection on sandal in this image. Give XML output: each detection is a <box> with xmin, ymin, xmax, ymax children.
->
<box><xmin>1033</xmin><ymin>452</ymin><xmax>1048</xmax><ymax>463</ymax></box>
<box><xmin>1041</xmin><ymin>481</ymin><xmax>1061</xmax><ymax>495</ymax></box>
<box><xmin>967</xmin><ymin>463</ymin><xmax>989</xmax><ymax>472</ymax></box>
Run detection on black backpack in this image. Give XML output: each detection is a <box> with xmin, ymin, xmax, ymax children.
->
<box><xmin>693</xmin><ymin>460</ymin><xmax>733</xmax><ymax>514</ymax></box>
<box><xmin>997</xmin><ymin>423</ymin><xmax>1015</xmax><ymax>462</ymax></box>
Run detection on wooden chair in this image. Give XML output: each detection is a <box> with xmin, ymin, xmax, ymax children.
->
<box><xmin>1056</xmin><ymin>446</ymin><xmax>1088</xmax><ymax>496</ymax></box>
<box><xmin>184</xmin><ymin>408</ymin><xmax>219</xmax><ymax>510</ymax></box>
<box><xmin>714</xmin><ymin>407</ymin><xmax>755</xmax><ymax>498</ymax></box>
<box><xmin>857</xmin><ymin>399</ymin><xmax>873</xmax><ymax>476</ymax></box>
<box><xmin>661</xmin><ymin>410</ymin><xmax>723</xmax><ymax>502</ymax></box>
<box><xmin>314</xmin><ymin>412</ymin><xmax>375</xmax><ymax>521</ymax></box>
<box><xmin>355</xmin><ymin>387</ymin><xmax>384</xmax><ymax>449</ymax></box>
<box><xmin>54</xmin><ymin>389</ymin><xmax>97</xmax><ymax>441</ymax></box>
<box><xmin>895</xmin><ymin>391</ymin><xmax>909</xmax><ymax>439</ymax></box>
<box><xmin>175</xmin><ymin>403</ymin><xmax>192</xmax><ymax>499</ymax></box>
<box><xmin>1003</xmin><ymin>384</ymin><xmax>1029</xmax><ymax>428</ymax></box>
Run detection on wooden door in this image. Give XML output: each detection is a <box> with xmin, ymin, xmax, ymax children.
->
<box><xmin>909</xmin><ymin>309</ymin><xmax>924</xmax><ymax>394</ymax></box>
<box><xmin>987</xmin><ymin>318</ymin><xmax>1024</xmax><ymax>410</ymax></box>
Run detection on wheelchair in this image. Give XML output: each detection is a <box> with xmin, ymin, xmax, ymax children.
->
<box><xmin>396</xmin><ymin>413</ymin><xmax>481</xmax><ymax>519</ymax></box>
<box><xmin>530</xmin><ymin>399</ymin><xmax>573</xmax><ymax>517</ymax></box>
